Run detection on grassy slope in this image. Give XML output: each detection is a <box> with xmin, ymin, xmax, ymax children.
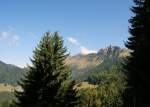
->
<box><xmin>0</xmin><ymin>84</ymin><xmax>22</xmax><ymax>105</ymax></box>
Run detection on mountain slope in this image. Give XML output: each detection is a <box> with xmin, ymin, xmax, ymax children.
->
<box><xmin>0</xmin><ymin>61</ymin><xmax>25</xmax><ymax>85</ymax></box>
<box><xmin>67</xmin><ymin>45</ymin><xmax>129</xmax><ymax>79</ymax></box>
<box><xmin>0</xmin><ymin>45</ymin><xmax>129</xmax><ymax>85</ymax></box>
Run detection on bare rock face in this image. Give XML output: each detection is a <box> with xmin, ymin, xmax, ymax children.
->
<box><xmin>66</xmin><ymin>45</ymin><xmax>129</xmax><ymax>78</ymax></box>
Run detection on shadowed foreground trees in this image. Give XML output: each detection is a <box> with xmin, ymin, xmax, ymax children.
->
<box><xmin>124</xmin><ymin>0</ymin><xmax>150</xmax><ymax>106</ymax></box>
<box><xmin>13</xmin><ymin>32</ymin><xmax>79</xmax><ymax>107</ymax></box>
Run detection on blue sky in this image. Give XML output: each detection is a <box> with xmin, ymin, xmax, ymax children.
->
<box><xmin>0</xmin><ymin>0</ymin><xmax>133</xmax><ymax>67</ymax></box>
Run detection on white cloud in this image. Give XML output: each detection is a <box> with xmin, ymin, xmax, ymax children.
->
<box><xmin>81</xmin><ymin>46</ymin><xmax>97</xmax><ymax>55</ymax></box>
<box><xmin>0</xmin><ymin>32</ymin><xmax>8</xmax><ymax>40</ymax></box>
<box><xmin>67</xmin><ymin>37</ymin><xmax>97</xmax><ymax>55</ymax></box>
<box><xmin>0</xmin><ymin>31</ymin><xmax>20</xmax><ymax>47</ymax></box>
<box><xmin>68</xmin><ymin>37</ymin><xmax>79</xmax><ymax>46</ymax></box>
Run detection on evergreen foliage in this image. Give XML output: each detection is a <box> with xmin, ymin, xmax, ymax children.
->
<box><xmin>61</xmin><ymin>80</ymin><xmax>80</xmax><ymax>107</ymax></box>
<box><xmin>124</xmin><ymin>0</ymin><xmax>150</xmax><ymax>106</ymax></box>
<box><xmin>79</xmin><ymin>69</ymin><xmax>126</xmax><ymax>107</ymax></box>
<box><xmin>13</xmin><ymin>32</ymin><xmax>76</xmax><ymax>107</ymax></box>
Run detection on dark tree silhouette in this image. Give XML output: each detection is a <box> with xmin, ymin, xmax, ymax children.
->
<box><xmin>62</xmin><ymin>80</ymin><xmax>80</xmax><ymax>107</ymax></box>
<box><xmin>124</xmin><ymin>0</ymin><xmax>150</xmax><ymax>106</ymax></box>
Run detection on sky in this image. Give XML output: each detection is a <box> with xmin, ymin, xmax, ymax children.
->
<box><xmin>0</xmin><ymin>0</ymin><xmax>133</xmax><ymax>67</ymax></box>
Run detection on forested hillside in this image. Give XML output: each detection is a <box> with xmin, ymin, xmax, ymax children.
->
<box><xmin>0</xmin><ymin>61</ymin><xmax>26</xmax><ymax>85</ymax></box>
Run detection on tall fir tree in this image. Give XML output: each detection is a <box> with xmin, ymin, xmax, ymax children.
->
<box><xmin>124</xmin><ymin>0</ymin><xmax>150</xmax><ymax>106</ymax></box>
<box><xmin>61</xmin><ymin>80</ymin><xmax>80</xmax><ymax>107</ymax></box>
<box><xmin>14</xmin><ymin>32</ymin><xmax>71</xmax><ymax>107</ymax></box>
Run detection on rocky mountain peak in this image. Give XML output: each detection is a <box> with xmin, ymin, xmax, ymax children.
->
<box><xmin>97</xmin><ymin>45</ymin><xmax>121</xmax><ymax>57</ymax></box>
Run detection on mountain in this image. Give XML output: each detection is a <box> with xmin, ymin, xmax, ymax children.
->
<box><xmin>0</xmin><ymin>61</ymin><xmax>26</xmax><ymax>85</ymax></box>
<box><xmin>0</xmin><ymin>45</ymin><xmax>129</xmax><ymax>85</ymax></box>
<box><xmin>66</xmin><ymin>45</ymin><xmax>129</xmax><ymax>79</ymax></box>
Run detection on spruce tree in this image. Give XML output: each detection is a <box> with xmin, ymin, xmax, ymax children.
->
<box><xmin>124</xmin><ymin>0</ymin><xmax>150</xmax><ymax>106</ymax></box>
<box><xmin>62</xmin><ymin>80</ymin><xmax>80</xmax><ymax>107</ymax></box>
<box><xmin>14</xmin><ymin>32</ymin><xmax>70</xmax><ymax>107</ymax></box>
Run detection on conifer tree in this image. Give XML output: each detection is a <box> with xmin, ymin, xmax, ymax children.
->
<box><xmin>14</xmin><ymin>32</ymin><xmax>70</xmax><ymax>107</ymax></box>
<box><xmin>124</xmin><ymin>0</ymin><xmax>150</xmax><ymax>106</ymax></box>
<box><xmin>61</xmin><ymin>80</ymin><xmax>80</xmax><ymax>107</ymax></box>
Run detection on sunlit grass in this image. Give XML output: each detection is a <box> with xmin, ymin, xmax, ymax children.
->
<box><xmin>0</xmin><ymin>84</ymin><xmax>22</xmax><ymax>92</ymax></box>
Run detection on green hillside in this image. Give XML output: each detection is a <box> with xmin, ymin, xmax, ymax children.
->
<box><xmin>0</xmin><ymin>61</ymin><xmax>26</xmax><ymax>85</ymax></box>
<box><xmin>0</xmin><ymin>84</ymin><xmax>20</xmax><ymax>106</ymax></box>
